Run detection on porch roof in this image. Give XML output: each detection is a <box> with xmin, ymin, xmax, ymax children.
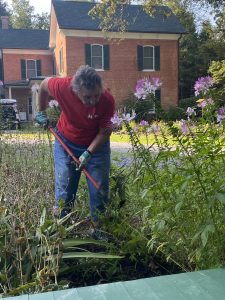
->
<box><xmin>0</xmin><ymin>29</ymin><xmax>49</xmax><ymax>49</ymax></box>
<box><xmin>4</xmin><ymin>77</ymin><xmax>46</xmax><ymax>88</ymax></box>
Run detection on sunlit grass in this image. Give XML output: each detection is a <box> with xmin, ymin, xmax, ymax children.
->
<box><xmin>0</xmin><ymin>130</ymin><xmax>176</xmax><ymax>145</ymax></box>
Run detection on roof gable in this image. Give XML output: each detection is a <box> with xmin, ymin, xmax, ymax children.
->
<box><xmin>52</xmin><ymin>0</ymin><xmax>186</xmax><ymax>34</ymax></box>
<box><xmin>0</xmin><ymin>29</ymin><xmax>49</xmax><ymax>49</ymax></box>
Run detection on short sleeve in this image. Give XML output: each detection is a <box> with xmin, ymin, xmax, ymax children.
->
<box><xmin>99</xmin><ymin>92</ymin><xmax>115</xmax><ymax>129</ymax></box>
<box><xmin>47</xmin><ymin>77</ymin><xmax>67</xmax><ymax>106</ymax></box>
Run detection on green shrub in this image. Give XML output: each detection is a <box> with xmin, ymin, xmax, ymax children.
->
<box><xmin>209</xmin><ymin>60</ymin><xmax>225</xmax><ymax>105</ymax></box>
<box><xmin>121</xmin><ymin>94</ymin><xmax>157</xmax><ymax>122</ymax></box>
<box><xmin>179</xmin><ymin>97</ymin><xmax>197</xmax><ymax>110</ymax></box>
<box><xmin>119</xmin><ymin>100</ymin><xmax>225</xmax><ymax>271</ymax></box>
<box><xmin>162</xmin><ymin>106</ymin><xmax>185</xmax><ymax>122</ymax></box>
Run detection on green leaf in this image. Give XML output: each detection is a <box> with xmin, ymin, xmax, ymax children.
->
<box><xmin>201</xmin><ymin>225</ymin><xmax>215</xmax><ymax>248</ymax></box>
<box><xmin>215</xmin><ymin>192</ymin><xmax>225</xmax><ymax>203</ymax></box>
<box><xmin>175</xmin><ymin>201</ymin><xmax>183</xmax><ymax>214</ymax></box>
<box><xmin>62</xmin><ymin>238</ymin><xmax>108</xmax><ymax>248</ymax></box>
<box><xmin>39</xmin><ymin>207</ymin><xmax>46</xmax><ymax>226</ymax></box>
<box><xmin>191</xmin><ymin>230</ymin><xmax>202</xmax><ymax>245</ymax></box>
<box><xmin>141</xmin><ymin>189</ymin><xmax>149</xmax><ymax>199</ymax></box>
<box><xmin>61</xmin><ymin>252</ymin><xmax>123</xmax><ymax>259</ymax></box>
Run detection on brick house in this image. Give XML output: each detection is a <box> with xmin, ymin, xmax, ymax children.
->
<box><xmin>0</xmin><ymin>18</ymin><xmax>53</xmax><ymax>120</ymax></box>
<box><xmin>0</xmin><ymin>1</ymin><xmax>185</xmax><ymax>120</ymax></box>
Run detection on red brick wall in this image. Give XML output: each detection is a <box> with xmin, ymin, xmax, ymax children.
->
<box><xmin>3</xmin><ymin>53</ymin><xmax>53</xmax><ymax>82</ymax></box>
<box><xmin>55</xmin><ymin>30</ymin><xmax>67</xmax><ymax>75</ymax></box>
<box><xmin>64</xmin><ymin>36</ymin><xmax>179</xmax><ymax>109</ymax></box>
<box><xmin>5</xmin><ymin>88</ymin><xmax>30</xmax><ymax>112</ymax></box>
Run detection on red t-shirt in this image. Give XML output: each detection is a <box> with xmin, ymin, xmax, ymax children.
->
<box><xmin>48</xmin><ymin>76</ymin><xmax>115</xmax><ymax>146</ymax></box>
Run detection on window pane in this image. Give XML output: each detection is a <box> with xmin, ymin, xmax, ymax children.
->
<box><xmin>92</xmin><ymin>45</ymin><xmax>102</xmax><ymax>56</ymax></box>
<box><xmin>26</xmin><ymin>60</ymin><xmax>36</xmax><ymax>78</ymax></box>
<box><xmin>143</xmin><ymin>46</ymin><xmax>153</xmax><ymax>58</ymax></box>
<box><xmin>92</xmin><ymin>57</ymin><xmax>102</xmax><ymax>69</ymax></box>
<box><xmin>143</xmin><ymin>57</ymin><xmax>153</xmax><ymax>69</ymax></box>
<box><xmin>27</xmin><ymin>60</ymin><xmax>35</xmax><ymax>69</ymax></box>
<box><xmin>27</xmin><ymin>69</ymin><xmax>36</xmax><ymax>78</ymax></box>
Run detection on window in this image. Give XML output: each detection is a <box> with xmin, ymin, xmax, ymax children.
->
<box><xmin>21</xmin><ymin>59</ymin><xmax>41</xmax><ymax>80</ymax></box>
<box><xmin>85</xmin><ymin>44</ymin><xmax>110</xmax><ymax>71</ymax></box>
<box><xmin>91</xmin><ymin>45</ymin><xmax>103</xmax><ymax>70</ymax></box>
<box><xmin>26</xmin><ymin>60</ymin><xmax>37</xmax><ymax>78</ymax></box>
<box><xmin>137</xmin><ymin>45</ymin><xmax>160</xmax><ymax>71</ymax></box>
<box><xmin>143</xmin><ymin>46</ymin><xmax>154</xmax><ymax>70</ymax></box>
<box><xmin>59</xmin><ymin>48</ymin><xmax>64</xmax><ymax>73</ymax></box>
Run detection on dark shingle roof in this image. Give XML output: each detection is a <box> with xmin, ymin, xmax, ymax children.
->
<box><xmin>53</xmin><ymin>0</ymin><xmax>186</xmax><ymax>34</ymax></box>
<box><xmin>0</xmin><ymin>29</ymin><xmax>49</xmax><ymax>49</ymax></box>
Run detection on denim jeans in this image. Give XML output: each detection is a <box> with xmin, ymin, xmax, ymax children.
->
<box><xmin>54</xmin><ymin>130</ymin><xmax>111</xmax><ymax>221</ymax></box>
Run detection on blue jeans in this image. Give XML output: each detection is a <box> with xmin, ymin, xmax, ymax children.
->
<box><xmin>54</xmin><ymin>130</ymin><xmax>111</xmax><ymax>221</ymax></box>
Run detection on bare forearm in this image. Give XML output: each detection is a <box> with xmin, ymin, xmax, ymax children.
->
<box><xmin>88</xmin><ymin>128</ymin><xmax>112</xmax><ymax>154</ymax></box>
<box><xmin>38</xmin><ymin>78</ymin><xmax>50</xmax><ymax>111</ymax></box>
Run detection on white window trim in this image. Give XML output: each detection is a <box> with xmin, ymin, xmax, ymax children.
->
<box><xmin>26</xmin><ymin>59</ymin><xmax>37</xmax><ymax>78</ymax></box>
<box><xmin>59</xmin><ymin>47</ymin><xmax>64</xmax><ymax>74</ymax></box>
<box><xmin>148</xmin><ymin>90</ymin><xmax>160</xmax><ymax>114</ymax></box>
<box><xmin>91</xmin><ymin>44</ymin><xmax>104</xmax><ymax>71</ymax></box>
<box><xmin>142</xmin><ymin>45</ymin><xmax>155</xmax><ymax>72</ymax></box>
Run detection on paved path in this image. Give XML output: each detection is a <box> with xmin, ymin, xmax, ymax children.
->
<box><xmin>111</xmin><ymin>142</ymin><xmax>132</xmax><ymax>153</ymax></box>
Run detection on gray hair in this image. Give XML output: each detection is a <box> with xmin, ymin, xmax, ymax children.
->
<box><xmin>72</xmin><ymin>65</ymin><xmax>102</xmax><ymax>94</ymax></box>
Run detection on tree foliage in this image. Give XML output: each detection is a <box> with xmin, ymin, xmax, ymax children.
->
<box><xmin>9</xmin><ymin>0</ymin><xmax>50</xmax><ymax>29</ymax></box>
<box><xmin>177</xmin><ymin>5</ymin><xmax>200</xmax><ymax>98</ymax></box>
<box><xmin>32</xmin><ymin>12</ymin><xmax>50</xmax><ymax>30</ymax></box>
<box><xmin>0</xmin><ymin>0</ymin><xmax>9</xmax><ymax>16</ymax></box>
<box><xmin>9</xmin><ymin>0</ymin><xmax>33</xmax><ymax>29</ymax></box>
<box><xmin>89</xmin><ymin>0</ymin><xmax>225</xmax><ymax>33</ymax></box>
<box><xmin>209</xmin><ymin>60</ymin><xmax>225</xmax><ymax>103</ymax></box>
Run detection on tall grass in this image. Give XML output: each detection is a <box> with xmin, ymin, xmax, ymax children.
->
<box><xmin>0</xmin><ymin>131</ymin><xmax>121</xmax><ymax>296</ymax></box>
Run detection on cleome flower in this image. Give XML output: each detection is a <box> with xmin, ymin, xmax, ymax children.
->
<box><xmin>216</xmin><ymin>106</ymin><xmax>225</xmax><ymax>123</ymax></box>
<box><xmin>121</xmin><ymin>110</ymin><xmax>136</xmax><ymax>122</ymax></box>
<box><xmin>139</xmin><ymin>120</ymin><xmax>149</xmax><ymax>126</ymax></box>
<box><xmin>111</xmin><ymin>110</ymin><xmax>136</xmax><ymax>127</ymax></box>
<box><xmin>186</xmin><ymin>107</ymin><xmax>196</xmax><ymax>118</ymax></box>
<box><xmin>194</xmin><ymin>76</ymin><xmax>214</xmax><ymax>96</ymax></box>
<box><xmin>196</xmin><ymin>98</ymin><xmax>214</xmax><ymax>108</ymax></box>
<box><xmin>179</xmin><ymin>119</ymin><xmax>189</xmax><ymax>135</ymax></box>
<box><xmin>49</xmin><ymin>99</ymin><xmax>59</xmax><ymax>108</ymax></box>
<box><xmin>111</xmin><ymin>113</ymin><xmax>123</xmax><ymax>126</ymax></box>
<box><xmin>134</xmin><ymin>77</ymin><xmax>162</xmax><ymax>100</ymax></box>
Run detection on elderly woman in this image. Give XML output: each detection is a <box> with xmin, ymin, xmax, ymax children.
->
<box><xmin>35</xmin><ymin>65</ymin><xmax>115</xmax><ymax>239</ymax></box>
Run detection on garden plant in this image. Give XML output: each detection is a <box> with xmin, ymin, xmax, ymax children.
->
<box><xmin>0</xmin><ymin>66</ymin><xmax>225</xmax><ymax>296</ymax></box>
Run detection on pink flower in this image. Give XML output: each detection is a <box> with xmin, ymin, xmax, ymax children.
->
<box><xmin>197</xmin><ymin>100</ymin><xmax>207</xmax><ymax>108</ymax></box>
<box><xmin>216</xmin><ymin>106</ymin><xmax>225</xmax><ymax>123</ymax></box>
<box><xmin>148</xmin><ymin>124</ymin><xmax>160</xmax><ymax>133</ymax></box>
<box><xmin>111</xmin><ymin>113</ymin><xmax>123</xmax><ymax>126</ymax></box>
<box><xmin>196</xmin><ymin>98</ymin><xmax>214</xmax><ymax>108</ymax></box>
<box><xmin>186</xmin><ymin>107</ymin><xmax>196</xmax><ymax>118</ymax></box>
<box><xmin>194</xmin><ymin>76</ymin><xmax>214</xmax><ymax>96</ymax></box>
<box><xmin>121</xmin><ymin>110</ymin><xmax>136</xmax><ymax>122</ymax></box>
<box><xmin>49</xmin><ymin>100</ymin><xmax>59</xmax><ymax>108</ymax></box>
<box><xmin>139</xmin><ymin>120</ymin><xmax>149</xmax><ymax>126</ymax></box>
<box><xmin>53</xmin><ymin>206</ymin><xmax>59</xmax><ymax>216</ymax></box>
<box><xmin>180</xmin><ymin>120</ymin><xmax>189</xmax><ymax>134</ymax></box>
<box><xmin>151</xmin><ymin>77</ymin><xmax>162</xmax><ymax>91</ymax></box>
<box><xmin>134</xmin><ymin>77</ymin><xmax>162</xmax><ymax>100</ymax></box>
